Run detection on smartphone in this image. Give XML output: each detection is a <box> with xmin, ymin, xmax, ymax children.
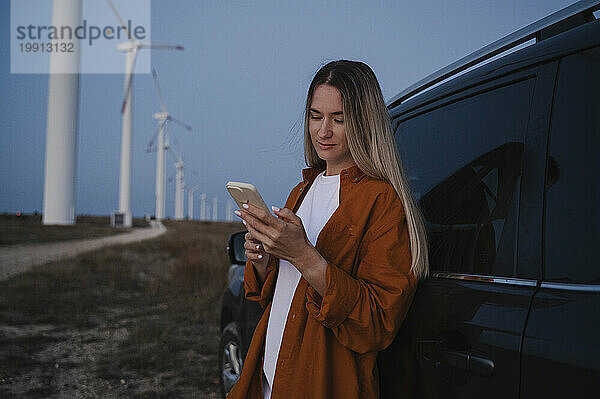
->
<box><xmin>226</xmin><ymin>181</ymin><xmax>270</xmax><ymax>213</ymax></box>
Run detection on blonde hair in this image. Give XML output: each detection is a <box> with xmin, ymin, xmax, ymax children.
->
<box><xmin>303</xmin><ymin>60</ymin><xmax>429</xmax><ymax>279</ymax></box>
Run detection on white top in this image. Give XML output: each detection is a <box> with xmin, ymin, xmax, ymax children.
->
<box><xmin>262</xmin><ymin>171</ymin><xmax>340</xmax><ymax>398</ymax></box>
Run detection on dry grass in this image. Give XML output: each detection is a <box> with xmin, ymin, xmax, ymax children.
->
<box><xmin>0</xmin><ymin>219</ymin><xmax>245</xmax><ymax>398</ymax></box>
<box><xmin>0</xmin><ymin>213</ymin><xmax>150</xmax><ymax>246</ymax></box>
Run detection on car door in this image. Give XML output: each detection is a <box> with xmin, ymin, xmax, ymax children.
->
<box><xmin>520</xmin><ymin>46</ymin><xmax>600</xmax><ymax>399</ymax></box>
<box><xmin>379</xmin><ymin>62</ymin><xmax>556</xmax><ymax>398</ymax></box>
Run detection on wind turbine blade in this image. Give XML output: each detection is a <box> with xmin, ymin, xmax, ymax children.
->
<box><xmin>139</xmin><ymin>43</ymin><xmax>184</xmax><ymax>51</ymax></box>
<box><xmin>105</xmin><ymin>0</ymin><xmax>132</xmax><ymax>40</ymax></box>
<box><xmin>146</xmin><ymin>120</ymin><xmax>166</xmax><ymax>153</ymax></box>
<box><xmin>151</xmin><ymin>68</ymin><xmax>168</xmax><ymax>112</ymax></box>
<box><xmin>169</xmin><ymin>117</ymin><xmax>192</xmax><ymax>131</ymax></box>
<box><xmin>121</xmin><ymin>49</ymin><xmax>139</xmax><ymax>114</ymax></box>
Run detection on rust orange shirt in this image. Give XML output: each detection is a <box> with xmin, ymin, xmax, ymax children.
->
<box><xmin>226</xmin><ymin>164</ymin><xmax>418</xmax><ymax>399</ymax></box>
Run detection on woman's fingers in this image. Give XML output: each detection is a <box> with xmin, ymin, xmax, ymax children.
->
<box><xmin>272</xmin><ymin>207</ymin><xmax>300</xmax><ymax>224</ymax></box>
<box><xmin>245</xmin><ymin>249</ymin><xmax>264</xmax><ymax>262</ymax></box>
<box><xmin>242</xmin><ymin>203</ymin><xmax>284</xmax><ymax>232</ymax></box>
<box><xmin>243</xmin><ymin>203</ymin><xmax>273</xmax><ymax>221</ymax></box>
<box><xmin>244</xmin><ymin>232</ymin><xmax>261</xmax><ymax>246</ymax></box>
<box><xmin>244</xmin><ymin>239</ymin><xmax>264</xmax><ymax>253</ymax></box>
<box><xmin>245</xmin><ymin>220</ymin><xmax>273</xmax><ymax>250</ymax></box>
<box><xmin>239</xmin><ymin>209</ymin><xmax>280</xmax><ymax>240</ymax></box>
<box><xmin>245</xmin><ymin>246</ymin><xmax>263</xmax><ymax>256</ymax></box>
<box><xmin>244</xmin><ymin>233</ymin><xmax>266</xmax><ymax>255</ymax></box>
<box><xmin>243</xmin><ymin>235</ymin><xmax>266</xmax><ymax>262</ymax></box>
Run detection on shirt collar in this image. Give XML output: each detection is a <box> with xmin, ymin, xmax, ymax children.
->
<box><xmin>301</xmin><ymin>164</ymin><xmax>366</xmax><ymax>184</ymax></box>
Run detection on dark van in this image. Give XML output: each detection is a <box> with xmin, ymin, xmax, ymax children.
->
<box><xmin>220</xmin><ymin>1</ymin><xmax>600</xmax><ymax>397</ymax></box>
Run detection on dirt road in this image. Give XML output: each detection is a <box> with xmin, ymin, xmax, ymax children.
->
<box><xmin>0</xmin><ymin>221</ymin><xmax>166</xmax><ymax>281</ymax></box>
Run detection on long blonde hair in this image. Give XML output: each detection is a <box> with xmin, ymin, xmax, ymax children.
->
<box><xmin>303</xmin><ymin>60</ymin><xmax>429</xmax><ymax>279</ymax></box>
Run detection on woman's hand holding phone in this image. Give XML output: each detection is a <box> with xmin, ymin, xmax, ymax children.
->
<box><xmin>227</xmin><ymin>181</ymin><xmax>272</xmax><ymax>281</ymax></box>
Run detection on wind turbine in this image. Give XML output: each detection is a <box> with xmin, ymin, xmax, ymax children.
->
<box><xmin>226</xmin><ymin>200</ymin><xmax>234</xmax><ymax>222</ymax></box>
<box><xmin>199</xmin><ymin>193</ymin><xmax>207</xmax><ymax>221</ymax></box>
<box><xmin>166</xmin><ymin>139</ymin><xmax>190</xmax><ymax>221</ymax></box>
<box><xmin>188</xmin><ymin>185</ymin><xmax>201</xmax><ymax>220</ymax></box>
<box><xmin>106</xmin><ymin>0</ymin><xmax>184</xmax><ymax>227</ymax></box>
<box><xmin>212</xmin><ymin>197</ymin><xmax>218</xmax><ymax>221</ymax></box>
<box><xmin>146</xmin><ymin>67</ymin><xmax>192</xmax><ymax>221</ymax></box>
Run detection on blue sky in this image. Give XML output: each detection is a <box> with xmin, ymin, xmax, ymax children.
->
<box><xmin>0</xmin><ymin>0</ymin><xmax>576</xmax><ymax>220</ymax></box>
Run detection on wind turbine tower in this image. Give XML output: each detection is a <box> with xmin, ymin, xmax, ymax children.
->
<box><xmin>200</xmin><ymin>193</ymin><xmax>207</xmax><ymax>221</ymax></box>
<box><xmin>106</xmin><ymin>0</ymin><xmax>184</xmax><ymax>227</ymax></box>
<box><xmin>174</xmin><ymin>158</ymin><xmax>185</xmax><ymax>220</ymax></box>
<box><xmin>212</xmin><ymin>197</ymin><xmax>218</xmax><ymax>221</ymax></box>
<box><xmin>226</xmin><ymin>201</ymin><xmax>234</xmax><ymax>222</ymax></box>
<box><xmin>42</xmin><ymin>0</ymin><xmax>82</xmax><ymax>225</ymax></box>
<box><xmin>188</xmin><ymin>185</ymin><xmax>200</xmax><ymax>220</ymax></box>
<box><xmin>154</xmin><ymin>116</ymin><xmax>167</xmax><ymax>220</ymax></box>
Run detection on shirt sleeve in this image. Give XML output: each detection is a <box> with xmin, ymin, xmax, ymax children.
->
<box><xmin>305</xmin><ymin>215</ymin><xmax>418</xmax><ymax>354</ymax></box>
<box><xmin>244</xmin><ymin>255</ymin><xmax>278</xmax><ymax>309</ymax></box>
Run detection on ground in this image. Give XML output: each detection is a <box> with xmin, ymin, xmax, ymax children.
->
<box><xmin>0</xmin><ymin>214</ymin><xmax>149</xmax><ymax>246</ymax></box>
<box><xmin>0</xmin><ymin>219</ymin><xmax>244</xmax><ymax>398</ymax></box>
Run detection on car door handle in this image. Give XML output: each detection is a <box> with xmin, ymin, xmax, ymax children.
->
<box><xmin>417</xmin><ymin>340</ymin><xmax>495</xmax><ymax>377</ymax></box>
<box><xmin>440</xmin><ymin>348</ymin><xmax>494</xmax><ymax>377</ymax></box>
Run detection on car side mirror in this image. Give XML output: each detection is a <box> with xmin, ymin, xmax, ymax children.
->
<box><xmin>227</xmin><ymin>231</ymin><xmax>247</xmax><ymax>265</ymax></box>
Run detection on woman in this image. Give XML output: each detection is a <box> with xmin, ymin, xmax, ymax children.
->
<box><xmin>229</xmin><ymin>59</ymin><xmax>429</xmax><ymax>399</ymax></box>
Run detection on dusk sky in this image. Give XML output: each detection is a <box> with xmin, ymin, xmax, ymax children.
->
<box><xmin>0</xmin><ymin>0</ymin><xmax>576</xmax><ymax>220</ymax></box>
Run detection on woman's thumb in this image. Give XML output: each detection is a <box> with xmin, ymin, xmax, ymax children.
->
<box><xmin>272</xmin><ymin>206</ymin><xmax>298</xmax><ymax>223</ymax></box>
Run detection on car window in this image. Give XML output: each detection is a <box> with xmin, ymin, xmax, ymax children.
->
<box><xmin>544</xmin><ymin>46</ymin><xmax>600</xmax><ymax>284</ymax></box>
<box><xmin>396</xmin><ymin>78</ymin><xmax>535</xmax><ymax>277</ymax></box>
